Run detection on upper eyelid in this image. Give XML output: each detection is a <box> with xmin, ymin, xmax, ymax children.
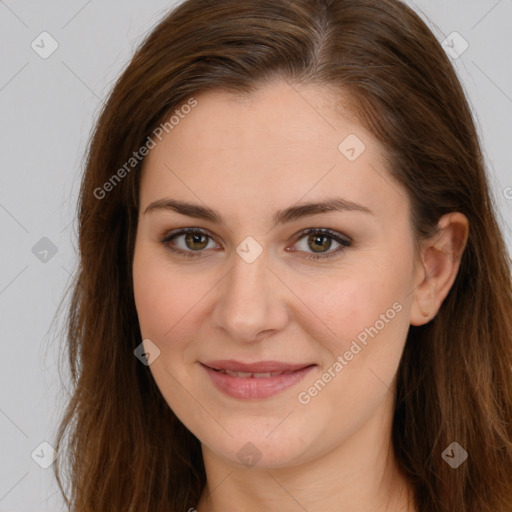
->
<box><xmin>162</xmin><ymin>227</ymin><xmax>221</xmax><ymax>245</ymax></box>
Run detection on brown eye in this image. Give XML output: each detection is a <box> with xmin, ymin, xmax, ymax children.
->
<box><xmin>161</xmin><ymin>228</ymin><xmax>220</xmax><ymax>258</ymax></box>
<box><xmin>307</xmin><ymin>233</ymin><xmax>332</xmax><ymax>253</ymax></box>
<box><xmin>291</xmin><ymin>228</ymin><xmax>352</xmax><ymax>260</ymax></box>
<box><xmin>184</xmin><ymin>232</ymin><xmax>209</xmax><ymax>251</ymax></box>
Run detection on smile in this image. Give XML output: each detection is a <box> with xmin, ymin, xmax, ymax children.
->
<box><xmin>200</xmin><ymin>360</ymin><xmax>316</xmax><ymax>399</ymax></box>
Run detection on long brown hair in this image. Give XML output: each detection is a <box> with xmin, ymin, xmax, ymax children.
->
<box><xmin>54</xmin><ymin>0</ymin><xmax>512</xmax><ymax>510</ymax></box>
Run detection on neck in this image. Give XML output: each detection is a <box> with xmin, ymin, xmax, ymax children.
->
<box><xmin>195</xmin><ymin>392</ymin><xmax>416</xmax><ymax>512</ymax></box>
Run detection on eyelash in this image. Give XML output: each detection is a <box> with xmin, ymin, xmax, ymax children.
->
<box><xmin>160</xmin><ymin>227</ymin><xmax>352</xmax><ymax>261</ymax></box>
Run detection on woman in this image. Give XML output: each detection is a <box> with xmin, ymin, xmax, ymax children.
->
<box><xmin>54</xmin><ymin>0</ymin><xmax>512</xmax><ymax>510</ymax></box>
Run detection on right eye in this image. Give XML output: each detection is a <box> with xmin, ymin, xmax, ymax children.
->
<box><xmin>161</xmin><ymin>228</ymin><xmax>221</xmax><ymax>258</ymax></box>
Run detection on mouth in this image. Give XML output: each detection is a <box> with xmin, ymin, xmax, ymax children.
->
<box><xmin>200</xmin><ymin>360</ymin><xmax>316</xmax><ymax>399</ymax></box>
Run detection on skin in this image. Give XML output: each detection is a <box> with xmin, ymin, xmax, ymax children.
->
<box><xmin>132</xmin><ymin>79</ymin><xmax>468</xmax><ymax>512</ymax></box>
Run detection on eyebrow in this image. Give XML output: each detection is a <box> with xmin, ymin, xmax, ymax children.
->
<box><xmin>143</xmin><ymin>197</ymin><xmax>373</xmax><ymax>225</ymax></box>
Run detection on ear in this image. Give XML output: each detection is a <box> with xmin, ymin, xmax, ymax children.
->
<box><xmin>410</xmin><ymin>212</ymin><xmax>469</xmax><ymax>326</ymax></box>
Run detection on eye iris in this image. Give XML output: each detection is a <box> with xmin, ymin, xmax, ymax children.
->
<box><xmin>308</xmin><ymin>234</ymin><xmax>331</xmax><ymax>253</ymax></box>
<box><xmin>185</xmin><ymin>232</ymin><xmax>208</xmax><ymax>250</ymax></box>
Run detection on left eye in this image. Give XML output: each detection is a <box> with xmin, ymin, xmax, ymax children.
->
<box><xmin>289</xmin><ymin>228</ymin><xmax>351</xmax><ymax>260</ymax></box>
<box><xmin>161</xmin><ymin>227</ymin><xmax>351</xmax><ymax>260</ymax></box>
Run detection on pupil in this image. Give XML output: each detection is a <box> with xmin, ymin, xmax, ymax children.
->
<box><xmin>309</xmin><ymin>234</ymin><xmax>330</xmax><ymax>253</ymax></box>
<box><xmin>186</xmin><ymin>233</ymin><xmax>207</xmax><ymax>250</ymax></box>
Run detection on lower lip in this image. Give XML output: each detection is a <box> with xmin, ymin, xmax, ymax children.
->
<box><xmin>201</xmin><ymin>364</ymin><xmax>315</xmax><ymax>399</ymax></box>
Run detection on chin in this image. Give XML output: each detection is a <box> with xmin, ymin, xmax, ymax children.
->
<box><xmin>199</xmin><ymin>420</ymin><xmax>322</xmax><ymax>470</ymax></box>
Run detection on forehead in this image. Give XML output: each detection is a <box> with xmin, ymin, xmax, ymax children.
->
<box><xmin>166</xmin><ymin>81</ymin><xmax>363</xmax><ymax>153</ymax></box>
<box><xmin>139</xmin><ymin>80</ymin><xmax>406</xmax><ymax>227</ymax></box>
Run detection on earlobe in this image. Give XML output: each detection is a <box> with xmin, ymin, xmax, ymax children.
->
<box><xmin>410</xmin><ymin>212</ymin><xmax>469</xmax><ymax>326</ymax></box>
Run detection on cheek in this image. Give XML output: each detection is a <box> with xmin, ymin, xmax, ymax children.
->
<box><xmin>291</xmin><ymin>264</ymin><xmax>411</xmax><ymax>440</ymax></box>
<box><xmin>132</xmin><ymin>243</ymin><xmax>194</xmax><ymax>345</ymax></box>
<box><xmin>290</xmin><ymin>252</ymin><xmax>412</xmax><ymax>414</ymax></box>
<box><xmin>298</xmin><ymin>258</ymin><xmax>412</xmax><ymax>355</ymax></box>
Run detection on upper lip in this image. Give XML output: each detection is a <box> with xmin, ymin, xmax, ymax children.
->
<box><xmin>202</xmin><ymin>360</ymin><xmax>314</xmax><ymax>373</ymax></box>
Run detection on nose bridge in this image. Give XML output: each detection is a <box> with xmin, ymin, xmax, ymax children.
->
<box><xmin>212</xmin><ymin>246</ymin><xmax>288</xmax><ymax>341</ymax></box>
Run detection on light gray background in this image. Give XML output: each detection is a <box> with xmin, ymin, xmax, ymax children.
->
<box><xmin>0</xmin><ymin>1</ymin><xmax>511</xmax><ymax>510</ymax></box>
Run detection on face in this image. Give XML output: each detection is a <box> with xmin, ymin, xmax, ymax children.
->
<box><xmin>132</xmin><ymin>80</ymin><xmax>420</xmax><ymax>469</ymax></box>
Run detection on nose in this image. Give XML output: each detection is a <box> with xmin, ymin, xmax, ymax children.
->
<box><xmin>211</xmin><ymin>247</ymin><xmax>289</xmax><ymax>343</ymax></box>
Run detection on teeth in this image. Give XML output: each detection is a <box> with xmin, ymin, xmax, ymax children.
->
<box><xmin>225</xmin><ymin>370</ymin><xmax>253</xmax><ymax>377</ymax></box>
<box><xmin>221</xmin><ymin>369</ymin><xmax>289</xmax><ymax>378</ymax></box>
